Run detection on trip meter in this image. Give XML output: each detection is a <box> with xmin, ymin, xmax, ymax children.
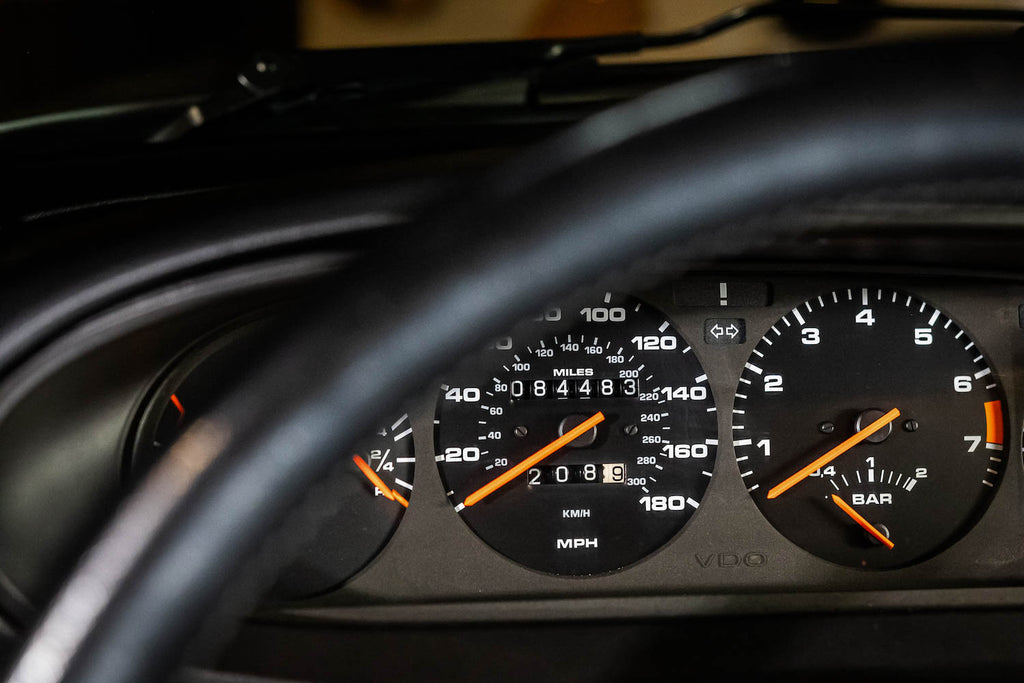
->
<box><xmin>734</xmin><ymin>288</ymin><xmax>1007</xmax><ymax>569</ymax></box>
<box><xmin>435</xmin><ymin>292</ymin><xmax>718</xmax><ymax>576</ymax></box>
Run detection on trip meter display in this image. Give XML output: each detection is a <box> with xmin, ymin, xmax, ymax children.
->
<box><xmin>734</xmin><ymin>288</ymin><xmax>1006</xmax><ymax>569</ymax></box>
<box><xmin>435</xmin><ymin>292</ymin><xmax>718</xmax><ymax>575</ymax></box>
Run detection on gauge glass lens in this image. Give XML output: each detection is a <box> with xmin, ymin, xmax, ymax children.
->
<box><xmin>130</xmin><ymin>324</ymin><xmax>414</xmax><ymax>597</ymax></box>
<box><xmin>734</xmin><ymin>288</ymin><xmax>1006</xmax><ymax>569</ymax></box>
<box><xmin>435</xmin><ymin>292</ymin><xmax>718</xmax><ymax>576</ymax></box>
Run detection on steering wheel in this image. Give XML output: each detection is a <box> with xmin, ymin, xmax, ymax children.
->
<box><xmin>8</xmin><ymin>39</ymin><xmax>1024</xmax><ymax>683</ymax></box>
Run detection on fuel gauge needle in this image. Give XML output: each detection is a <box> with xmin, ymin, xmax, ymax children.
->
<box><xmin>832</xmin><ymin>494</ymin><xmax>894</xmax><ymax>549</ymax></box>
<box><xmin>353</xmin><ymin>455</ymin><xmax>409</xmax><ymax>508</ymax></box>
<box><xmin>462</xmin><ymin>411</ymin><xmax>605</xmax><ymax>508</ymax></box>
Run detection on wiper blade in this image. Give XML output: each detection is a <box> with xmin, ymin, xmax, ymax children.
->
<box><xmin>150</xmin><ymin>0</ymin><xmax>1024</xmax><ymax>142</ymax></box>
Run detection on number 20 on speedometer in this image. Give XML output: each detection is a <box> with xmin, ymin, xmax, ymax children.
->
<box><xmin>435</xmin><ymin>293</ymin><xmax>719</xmax><ymax>576</ymax></box>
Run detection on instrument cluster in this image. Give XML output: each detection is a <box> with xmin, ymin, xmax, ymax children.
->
<box><xmin>120</xmin><ymin>271</ymin><xmax>1024</xmax><ymax>607</ymax></box>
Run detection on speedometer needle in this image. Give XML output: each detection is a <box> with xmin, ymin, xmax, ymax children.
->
<box><xmin>463</xmin><ymin>411</ymin><xmax>605</xmax><ymax>507</ymax></box>
<box><xmin>767</xmin><ymin>407</ymin><xmax>900</xmax><ymax>499</ymax></box>
<box><xmin>832</xmin><ymin>494</ymin><xmax>894</xmax><ymax>549</ymax></box>
<box><xmin>353</xmin><ymin>455</ymin><xmax>409</xmax><ymax>508</ymax></box>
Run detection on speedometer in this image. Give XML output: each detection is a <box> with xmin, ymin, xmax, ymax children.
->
<box><xmin>435</xmin><ymin>292</ymin><xmax>718</xmax><ymax>576</ymax></box>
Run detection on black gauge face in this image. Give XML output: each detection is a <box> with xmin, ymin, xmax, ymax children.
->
<box><xmin>735</xmin><ymin>288</ymin><xmax>1006</xmax><ymax>569</ymax></box>
<box><xmin>435</xmin><ymin>292</ymin><xmax>718</xmax><ymax>576</ymax></box>
<box><xmin>130</xmin><ymin>324</ymin><xmax>414</xmax><ymax>598</ymax></box>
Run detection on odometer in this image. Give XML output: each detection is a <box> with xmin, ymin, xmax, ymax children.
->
<box><xmin>435</xmin><ymin>292</ymin><xmax>718</xmax><ymax>576</ymax></box>
<box><xmin>735</xmin><ymin>287</ymin><xmax>1007</xmax><ymax>569</ymax></box>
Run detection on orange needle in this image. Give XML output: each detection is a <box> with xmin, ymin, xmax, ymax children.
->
<box><xmin>170</xmin><ymin>393</ymin><xmax>186</xmax><ymax>426</ymax></box>
<box><xmin>463</xmin><ymin>411</ymin><xmax>605</xmax><ymax>507</ymax></box>
<box><xmin>767</xmin><ymin>407</ymin><xmax>900</xmax><ymax>499</ymax></box>
<box><xmin>832</xmin><ymin>494</ymin><xmax>894</xmax><ymax>549</ymax></box>
<box><xmin>390</xmin><ymin>489</ymin><xmax>410</xmax><ymax>508</ymax></box>
<box><xmin>352</xmin><ymin>455</ymin><xmax>409</xmax><ymax>508</ymax></box>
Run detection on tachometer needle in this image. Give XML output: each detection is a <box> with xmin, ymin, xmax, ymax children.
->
<box><xmin>767</xmin><ymin>407</ymin><xmax>900</xmax><ymax>499</ymax></box>
<box><xmin>831</xmin><ymin>494</ymin><xmax>894</xmax><ymax>549</ymax></box>
<box><xmin>353</xmin><ymin>455</ymin><xmax>409</xmax><ymax>508</ymax></box>
<box><xmin>463</xmin><ymin>411</ymin><xmax>605</xmax><ymax>507</ymax></box>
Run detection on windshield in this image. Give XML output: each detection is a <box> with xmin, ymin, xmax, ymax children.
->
<box><xmin>1</xmin><ymin>0</ymin><xmax>1018</xmax><ymax>125</ymax></box>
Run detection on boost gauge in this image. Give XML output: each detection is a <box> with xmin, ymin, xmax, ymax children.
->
<box><xmin>436</xmin><ymin>292</ymin><xmax>718</xmax><ymax>576</ymax></box>
<box><xmin>734</xmin><ymin>287</ymin><xmax>1007</xmax><ymax>569</ymax></box>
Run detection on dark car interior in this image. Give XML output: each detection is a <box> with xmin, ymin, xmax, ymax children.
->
<box><xmin>6</xmin><ymin>2</ymin><xmax>1024</xmax><ymax>681</ymax></box>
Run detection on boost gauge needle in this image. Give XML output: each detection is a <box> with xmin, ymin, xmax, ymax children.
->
<box><xmin>832</xmin><ymin>494</ymin><xmax>894</xmax><ymax>549</ymax></box>
<box><xmin>462</xmin><ymin>411</ymin><xmax>605</xmax><ymax>508</ymax></box>
<box><xmin>353</xmin><ymin>455</ymin><xmax>409</xmax><ymax>508</ymax></box>
<box><xmin>767</xmin><ymin>408</ymin><xmax>900</xmax><ymax>499</ymax></box>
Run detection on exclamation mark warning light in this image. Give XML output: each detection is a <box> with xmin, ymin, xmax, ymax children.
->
<box><xmin>674</xmin><ymin>280</ymin><xmax>771</xmax><ymax>308</ymax></box>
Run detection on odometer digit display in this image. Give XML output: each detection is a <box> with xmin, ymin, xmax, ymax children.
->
<box><xmin>435</xmin><ymin>292</ymin><xmax>718</xmax><ymax>576</ymax></box>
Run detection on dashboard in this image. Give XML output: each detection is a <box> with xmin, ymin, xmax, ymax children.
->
<box><xmin>10</xmin><ymin>42</ymin><xmax>1024</xmax><ymax>680</ymax></box>
<box><xmin>5</xmin><ymin>230</ymin><xmax>1024</xmax><ymax>676</ymax></box>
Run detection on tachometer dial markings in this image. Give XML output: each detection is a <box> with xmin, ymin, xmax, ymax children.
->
<box><xmin>734</xmin><ymin>287</ymin><xmax>1006</xmax><ymax>569</ymax></box>
<box><xmin>985</xmin><ymin>400</ymin><xmax>1004</xmax><ymax>446</ymax></box>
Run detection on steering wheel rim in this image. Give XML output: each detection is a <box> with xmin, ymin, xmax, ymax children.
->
<box><xmin>9</xmin><ymin>39</ymin><xmax>1024</xmax><ymax>683</ymax></box>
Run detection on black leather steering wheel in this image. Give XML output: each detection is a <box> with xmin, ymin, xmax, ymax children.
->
<box><xmin>8</xmin><ymin>39</ymin><xmax>1024</xmax><ymax>683</ymax></box>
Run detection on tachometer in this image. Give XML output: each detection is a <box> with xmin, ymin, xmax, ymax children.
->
<box><xmin>435</xmin><ymin>292</ymin><xmax>718</xmax><ymax>576</ymax></box>
<box><xmin>734</xmin><ymin>287</ymin><xmax>1006</xmax><ymax>569</ymax></box>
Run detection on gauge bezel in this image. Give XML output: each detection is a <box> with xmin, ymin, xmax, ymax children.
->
<box><xmin>124</xmin><ymin>318</ymin><xmax>263</xmax><ymax>480</ymax></box>
<box><xmin>124</xmin><ymin>317</ymin><xmax>416</xmax><ymax>599</ymax></box>
<box><xmin>731</xmin><ymin>287</ymin><xmax>1009</xmax><ymax>570</ymax></box>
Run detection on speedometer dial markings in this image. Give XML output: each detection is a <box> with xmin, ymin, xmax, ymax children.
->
<box><xmin>734</xmin><ymin>288</ymin><xmax>1006</xmax><ymax>569</ymax></box>
<box><xmin>436</xmin><ymin>293</ymin><xmax>718</xmax><ymax>576</ymax></box>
